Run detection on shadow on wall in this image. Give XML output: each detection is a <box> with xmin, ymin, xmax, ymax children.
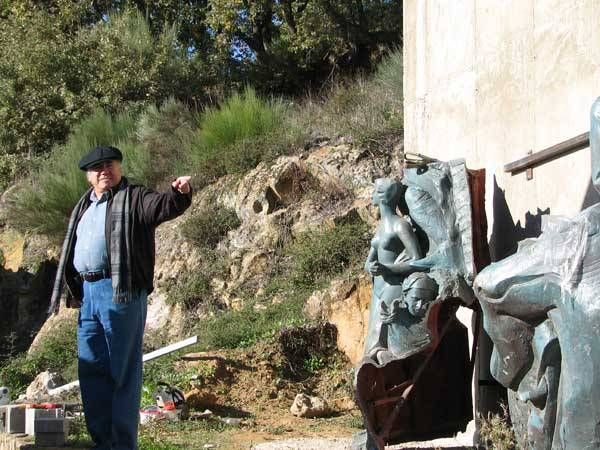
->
<box><xmin>489</xmin><ymin>177</ymin><xmax>550</xmax><ymax>262</ymax></box>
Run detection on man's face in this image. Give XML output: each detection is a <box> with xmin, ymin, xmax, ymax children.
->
<box><xmin>86</xmin><ymin>160</ymin><xmax>122</xmax><ymax>194</ymax></box>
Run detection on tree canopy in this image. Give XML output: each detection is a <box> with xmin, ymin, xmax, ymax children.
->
<box><xmin>0</xmin><ymin>0</ymin><xmax>402</xmax><ymax>160</ymax></box>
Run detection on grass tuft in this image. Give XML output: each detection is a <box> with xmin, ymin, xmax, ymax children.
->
<box><xmin>187</xmin><ymin>86</ymin><xmax>292</xmax><ymax>185</ymax></box>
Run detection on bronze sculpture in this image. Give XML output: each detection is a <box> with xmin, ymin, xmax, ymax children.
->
<box><xmin>355</xmin><ymin>159</ymin><xmax>487</xmax><ymax>449</ymax></box>
<box><xmin>473</xmin><ymin>97</ymin><xmax>600</xmax><ymax>449</ymax></box>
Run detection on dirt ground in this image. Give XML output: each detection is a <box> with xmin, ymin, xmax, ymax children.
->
<box><xmin>153</xmin><ymin>340</ymin><xmax>364</xmax><ymax>449</ymax></box>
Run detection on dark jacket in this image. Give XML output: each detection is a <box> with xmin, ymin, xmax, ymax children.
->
<box><xmin>61</xmin><ymin>181</ymin><xmax>192</xmax><ymax>307</ymax></box>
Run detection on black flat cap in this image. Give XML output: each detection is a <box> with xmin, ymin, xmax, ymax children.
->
<box><xmin>79</xmin><ymin>145</ymin><xmax>123</xmax><ymax>171</ymax></box>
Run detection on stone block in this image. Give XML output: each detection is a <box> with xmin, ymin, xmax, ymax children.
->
<box><xmin>34</xmin><ymin>417</ymin><xmax>69</xmax><ymax>447</ymax></box>
<box><xmin>5</xmin><ymin>405</ymin><xmax>26</xmax><ymax>434</ymax></box>
<box><xmin>25</xmin><ymin>407</ymin><xmax>64</xmax><ymax>436</ymax></box>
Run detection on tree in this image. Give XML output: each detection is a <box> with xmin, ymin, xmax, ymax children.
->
<box><xmin>206</xmin><ymin>0</ymin><xmax>403</xmax><ymax>93</ymax></box>
<box><xmin>0</xmin><ymin>7</ymin><xmax>210</xmax><ymax>158</ymax></box>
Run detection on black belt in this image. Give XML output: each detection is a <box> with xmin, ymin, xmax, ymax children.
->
<box><xmin>79</xmin><ymin>270</ymin><xmax>111</xmax><ymax>282</ymax></box>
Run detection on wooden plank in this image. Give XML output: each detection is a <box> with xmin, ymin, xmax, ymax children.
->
<box><xmin>504</xmin><ymin>132</ymin><xmax>589</xmax><ymax>174</ymax></box>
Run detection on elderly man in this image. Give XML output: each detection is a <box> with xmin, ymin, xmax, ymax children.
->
<box><xmin>49</xmin><ymin>145</ymin><xmax>192</xmax><ymax>450</ymax></box>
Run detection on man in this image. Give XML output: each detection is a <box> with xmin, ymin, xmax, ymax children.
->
<box><xmin>49</xmin><ymin>145</ymin><xmax>192</xmax><ymax>450</ymax></box>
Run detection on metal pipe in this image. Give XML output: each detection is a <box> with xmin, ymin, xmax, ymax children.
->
<box><xmin>504</xmin><ymin>132</ymin><xmax>589</xmax><ymax>175</ymax></box>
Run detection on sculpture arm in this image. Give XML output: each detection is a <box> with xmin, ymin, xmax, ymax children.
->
<box><xmin>364</xmin><ymin>247</ymin><xmax>377</xmax><ymax>273</ymax></box>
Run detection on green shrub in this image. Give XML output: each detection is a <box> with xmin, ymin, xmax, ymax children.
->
<box><xmin>285</xmin><ymin>221</ymin><xmax>370</xmax><ymax>288</ymax></box>
<box><xmin>0</xmin><ymin>153</ymin><xmax>36</xmax><ymax>192</ymax></box>
<box><xmin>180</xmin><ymin>205</ymin><xmax>241</xmax><ymax>249</ymax></box>
<box><xmin>136</xmin><ymin>98</ymin><xmax>197</xmax><ymax>186</ymax></box>
<box><xmin>188</xmin><ymin>86</ymin><xmax>290</xmax><ymax>183</ymax></box>
<box><xmin>0</xmin><ymin>7</ymin><xmax>205</xmax><ymax>158</ymax></box>
<box><xmin>4</xmin><ymin>109</ymin><xmax>147</xmax><ymax>238</ymax></box>
<box><xmin>0</xmin><ymin>317</ymin><xmax>77</xmax><ymax>396</ymax></box>
<box><xmin>194</xmin><ymin>293</ymin><xmax>307</xmax><ymax>350</ymax></box>
<box><xmin>166</xmin><ymin>249</ymin><xmax>230</xmax><ymax>311</ymax></box>
<box><xmin>166</xmin><ymin>272</ymin><xmax>212</xmax><ymax>311</ymax></box>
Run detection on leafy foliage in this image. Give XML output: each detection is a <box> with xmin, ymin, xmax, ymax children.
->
<box><xmin>207</xmin><ymin>0</ymin><xmax>403</xmax><ymax>93</ymax></box>
<box><xmin>0</xmin><ymin>7</ymin><xmax>206</xmax><ymax>158</ymax></box>
<box><xmin>284</xmin><ymin>221</ymin><xmax>371</xmax><ymax>287</ymax></box>
<box><xmin>5</xmin><ymin>109</ymin><xmax>139</xmax><ymax>237</ymax></box>
<box><xmin>0</xmin><ymin>317</ymin><xmax>77</xmax><ymax>396</ymax></box>
<box><xmin>5</xmin><ymin>98</ymin><xmax>195</xmax><ymax>239</ymax></box>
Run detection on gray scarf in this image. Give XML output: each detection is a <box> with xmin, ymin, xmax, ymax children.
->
<box><xmin>49</xmin><ymin>178</ymin><xmax>132</xmax><ymax>314</ymax></box>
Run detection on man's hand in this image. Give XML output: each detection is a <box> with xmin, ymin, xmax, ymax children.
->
<box><xmin>172</xmin><ymin>176</ymin><xmax>192</xmax><ymax>194</ymax></box>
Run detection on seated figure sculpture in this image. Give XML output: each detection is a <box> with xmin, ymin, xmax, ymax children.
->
<box><xmin>474</xmin><ymin>97</ymin><xmax>600</xmax><ymax>450</ymax></box>
<box><xmin>355</xmin><ymin>159</ymin><xmax>485</xmax><ymax>449</ymax></box>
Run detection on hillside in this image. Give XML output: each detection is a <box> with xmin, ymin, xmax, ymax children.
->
<box><xmin>0</xmin><ymin>52</ymin><xmax>403</xmax><ymax>449</ymax></box>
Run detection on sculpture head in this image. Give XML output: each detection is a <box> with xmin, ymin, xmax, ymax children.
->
<box><xmin>402</xmin><ymin>272</ymin><xmax>439</xmax><ymax>318</ymax></box>
<box><xmin>372</xmin><ymin>178</ymin><xmax>403</xmax><ymax>207</ymax></box>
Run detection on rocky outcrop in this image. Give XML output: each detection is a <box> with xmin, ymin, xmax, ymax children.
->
<box><xmin>0</xmin><ymin>229</ymin><xmax>58</xmax><ymax>358</ymax></box>
<box><xmin>2</xmin><ymin>140</ymin><xmax>400</xmax><ymax>366</ymax></box>
<box><xmin>304</xmin><ymin>275</ymin><xmax>372</xmax><ymax>365</ymax></box>
<box><xmin>149</xmin><ymin>142</ymin><xmax>399</xmax><ymax>339</ymax></box>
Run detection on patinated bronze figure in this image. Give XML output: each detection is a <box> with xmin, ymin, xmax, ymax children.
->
<box><xmin>474</xmin><ymin>97</ymin><xmax>600</xmax><ymax>449</ymax></box>
<box><xmin>355</xmin><ymin>159</ymin><xmax>486</xmax><ymax>450</ymax></box>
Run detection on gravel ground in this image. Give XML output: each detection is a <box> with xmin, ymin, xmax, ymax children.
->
<box><xmin>251</xmin><ymin>437</ymin><xmax>353</xmax><ymax>449</ymax></box>
<box><xmin>250</xmin><ymin>421</ymin><xmax>476</xmax><ymax>449</ymax></box>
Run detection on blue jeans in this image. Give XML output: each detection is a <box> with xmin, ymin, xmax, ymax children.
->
<box><xmin>78</xmin><ymin>278</ymin><xmax>147</xmax><ymax>450</ymax></box>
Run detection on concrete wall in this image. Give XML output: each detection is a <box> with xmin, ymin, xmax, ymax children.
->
<box><xmin>404</xmin><ymin>0</ymin><xmax>600</xmax><ymax>261</ymax></box>
<box><xmin>403</xmin><ymin>0</ymin><xmax>600</xmax><ymax>417</ymax></box>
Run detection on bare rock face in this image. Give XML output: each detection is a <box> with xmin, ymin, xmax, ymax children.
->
<box><xmin>290</xmin><ymin>393</ymin><xmax>332</xmax><ymax>418</ymax></box>
<box><xmin>0</xmin><ymin>229</ymin><xmax>58</xmax><ymax>358</ymax></box>
<box><xmin>25</xmin><ymin>371</ymin><xmax>66</xmax><ymax>401</ymax></box>
<box><xmin>304</xmin><ymin>275</ymin><xmax>372</xmax><ymax>365</ymax></box>
<box><xmin>147</xmin><ymin>142</ymin><xmax>399</xmax><ymax>349</ymax></box>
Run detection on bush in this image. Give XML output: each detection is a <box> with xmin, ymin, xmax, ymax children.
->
<box><xmin>194</xmin><ymin>293</ymin><xmax>307</xmax><ymax>350</ymax></box>
<box><xmin>0</xmin><ymin>7</ymin><xmax>206</xmax><ymax>158</ymax></box>
<box><xmin>0</xmin><ymin>318</ymin><xmax>77</xmax><ymax>396</ymax></box>
<box><xmin>4</xmin><ymin>109</ymin><xmax>147</xmax><ymax>238</ymax></box>
<box><xmin>166</xmin><ymin>249</ymin><xmax>230</xmax><ymax>311</ymax></box>
<box><xmin>136</xmin><ymin>98</ymin><xmax>197</xmax><ymax>187</ymax></box>
<box><xmin>285</xmin><ymin>221</ymin><xmax>371</xmax><ymax>288</ymax></box>
<box><xmin>294</xmin><ymin>49</ymin><xmax>403</xmax><ymax>146</ymax></box>
<box><xmin>180</xmin><ymin>205</ymin><xmax>241</xmax><ymax>249</ymax></box>
<box><xmin>188</xmin><ymin>86</ymin><xmax>292</xmax><ymax>184</ymax></box>
<box><xmin>0</xmin><ymin>154</ymin><xmax>37</xmax><ymax>193</ymax></box>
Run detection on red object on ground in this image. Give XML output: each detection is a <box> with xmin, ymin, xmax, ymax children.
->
<box><xmin>29</xmin><ymin>403</ymin><xmax>61</xmax><ymax>409</ymax></box>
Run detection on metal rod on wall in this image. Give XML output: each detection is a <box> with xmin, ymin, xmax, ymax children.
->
<box><xmin>504</xmin><ymin>132</ymin><xmax>589</xmax><ymax>175</ymax></box>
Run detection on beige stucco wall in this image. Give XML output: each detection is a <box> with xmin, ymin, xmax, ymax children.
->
<box><xmin>403</xmin><ymin>0</ymin><xmax>600</xmax><ymax>230</ymax></box>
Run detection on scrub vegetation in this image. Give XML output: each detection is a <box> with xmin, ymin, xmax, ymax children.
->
<box><xmin>4</xmin><ymin>48</ymin><xmax>403</xmax><ymax>238</ymax></box>
<box><xmin>0</xmin><ymin>4</ymin><xmax>405</xmax><ymax>446</ymax></box>
<box><xmin>0</xmin><ymin>316</ymin><xmax>78</xmax><ymax>396</ymax></box>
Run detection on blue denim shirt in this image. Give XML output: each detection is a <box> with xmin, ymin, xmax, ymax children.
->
<box><xmin>73</xmin><ymin>191</ymin><xmax>109</xmax><ymax>273</ymax></box>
